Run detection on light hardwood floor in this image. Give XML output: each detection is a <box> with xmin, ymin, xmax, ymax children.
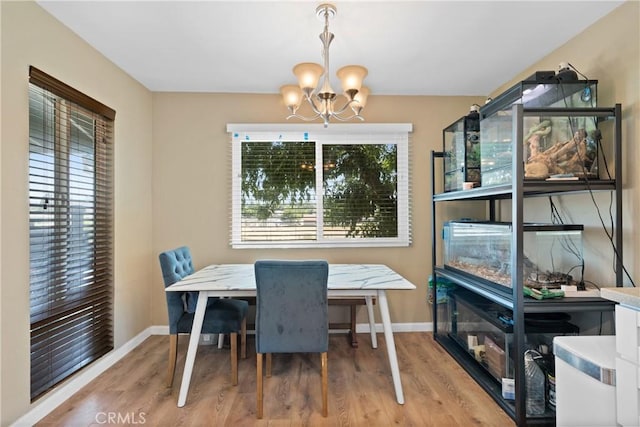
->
<box><xmin>36</xmin><ymin>332</ymin><xmax>515</xmax><ymax>426</ymax></box>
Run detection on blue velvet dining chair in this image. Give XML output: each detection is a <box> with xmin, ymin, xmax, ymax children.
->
<box><xmin>253</xmin><ymin>260</ymin><xmax>329</xmax><ymax>418</ymax></box>
<box><xmin>159</xmin><ymin>246</ymin><xmax>248</xmax><ymax>388</ymax></box>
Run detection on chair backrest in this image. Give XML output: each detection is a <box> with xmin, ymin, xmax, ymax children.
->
<box><xmin>159</xmin><ymin>246</ymin><xmax>195</xmax><ymax>333</ymax></box>
<box><xmin>254</xmin><ymin>260</ymin><xmax>329</xmax><ymax>354</ymax></box>
<box><xmin>159</xmin><ymin>246</ymin><xmax>194</xmax><ymax>287</ymax></box>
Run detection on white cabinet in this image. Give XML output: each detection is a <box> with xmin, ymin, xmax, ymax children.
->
<box><xmin>554</xmin><ymin>336</ymin><xmax>617</xmax><ymax>427</ymax></box>
<box><xmin>615</xmin><ymin>304</ymin><xmax>640</xmax><ymax>426</ymax></box>
<box><xmin>615</xmin><ymin>304</ymin><xmax>640</xmax><ymax>362</ymax></box>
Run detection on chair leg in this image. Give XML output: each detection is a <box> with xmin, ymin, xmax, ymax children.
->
<box><xmin>241</xmin><ymin>317</ymin><xmax>247</xmax><ymax>359</ymax></box>
<box><xmin>266</xmin><ymin>353</ymin><xmax>272</xmax><ymax>377</ymax></box>
<box><xmin>321</xmin><ymin>352</ymin><xmax>328</xmax><ymax>417</ymax></box>
<box><xmin>230</xmin><ymin>332</ymin><xmax>238</xmax><ymax>386</ymax></box>
<box><xmin>166</xmin><ymin>334</ymin><xmax>178</xmax><ymax>388</ymax></box>
<box><xmin>257</xmin><ymin>353</ymin><xmax>263</xmax><ymax>419</ymax></box>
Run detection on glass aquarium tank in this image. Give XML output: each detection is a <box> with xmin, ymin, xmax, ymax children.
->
<box><xmin>442</xmin><ymin>221</ymin><xmax>584</xmax><ymax>290</ymax></box>
<box><xmin>479</xmin><ymin>79</ymin><xmax>600</xmax><ymax>186</ymax></box>
<box><xmin>443</xmin><ymin>105</ymin><xmax>481</xmax><ymax>192</ymax></box>
<box><xmin>444</xmin><ymin>288</ymin><xmax>579</xmax><ymax>387</ymax></box>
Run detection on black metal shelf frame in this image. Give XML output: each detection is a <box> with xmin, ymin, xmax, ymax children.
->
<box><xmin>430</xmin><ymin>104</ymin><xmax>623</xmax><ymax>426</ymax></box>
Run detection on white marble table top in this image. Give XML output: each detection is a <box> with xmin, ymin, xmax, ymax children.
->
<box><xmin>166</xmin><ymin>263</ymin><xmax>417</xmax><ymax>292</ymax></box>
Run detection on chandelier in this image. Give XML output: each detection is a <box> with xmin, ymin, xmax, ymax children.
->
<box><xmin>280</xmin><ymin>3</ymin><xmax>369</xmax><ymax>127</ymax></box>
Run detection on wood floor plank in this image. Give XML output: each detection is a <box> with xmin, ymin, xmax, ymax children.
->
<box><xmin>36</xmin><ymin>333</ymin><xmax>515</xmax><ymax>426</ymax></box>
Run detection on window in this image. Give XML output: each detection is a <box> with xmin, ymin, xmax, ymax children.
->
<box><xmin>28</xmin><ymin>67</ymin><xmax>115</xmax><ymax>400</ymax></box>
<box><xmin>228</xmin><ymin>124</ymin><xmax>412</xmax><ymax>248</ymax></box>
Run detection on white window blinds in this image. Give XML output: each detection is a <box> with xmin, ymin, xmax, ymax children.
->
<box><xmin>228</xmin><ymin>123</ymin><xmax>412</xmax><ymax>249</ymax></box>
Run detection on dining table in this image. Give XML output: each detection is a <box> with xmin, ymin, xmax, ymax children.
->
<box><xmin>165</xmin><ymin>263</ymin><xmax>417</xmax><ymax>407</ymax></box>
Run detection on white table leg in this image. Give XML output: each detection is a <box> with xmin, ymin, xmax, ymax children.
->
<box><xmin>365</xmin><ymin>295</ymin><xmax>377</xmax><ymax>348</ymax></box>
<box><xmin>377</xmin><ymin>290</ymin><xmax>404</xmax><ymax>404</ymax></box>
<box><xmin>177</xmin><ymin>291</ymin><xmax>207</xmax><ymax>407</ymax></box>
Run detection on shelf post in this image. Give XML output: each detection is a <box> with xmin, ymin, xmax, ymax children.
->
<box><xmin>431</xmin><ymin>150</ymin><xmax>444</xmax><ymax>336</ymax></box>
<box><xmin>511</xmin><ymin>103</ymin><xmax>526</xmax><ymax>426</ymax></box>
<box><xmin>614</xmin><ymin>104</ymin><xmax>623</xmax><ymax>286</ymax></box>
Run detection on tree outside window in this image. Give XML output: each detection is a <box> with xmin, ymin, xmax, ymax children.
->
<box><xmin>230</xmin><ymin>124</ymin><xmax>411</xmax><ymax>248</ymax></box>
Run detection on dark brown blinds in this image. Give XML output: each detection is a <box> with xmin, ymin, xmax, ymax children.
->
<box><xmin>28</xmin><ymin>67</ymin><xmax>114</xmax><ymax>400</ymax></box>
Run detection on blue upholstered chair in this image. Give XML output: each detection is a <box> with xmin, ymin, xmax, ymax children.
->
<box><xmin>159</xmin><ymin>246</ymin><xmax>248</xmax><ymax>387</ymax></box>
<box><xmin>254</xmin><ymin>260</ymin><xmax>329</xmax><ymax>418</ymax></box>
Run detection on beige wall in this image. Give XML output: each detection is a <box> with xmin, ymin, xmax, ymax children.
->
<box><xmin>151</xmin><ymin>92</ymin><xmax>484</xmax><ymax>327</ymax></box>
<box><xmin>0</xmin><ymin>2</ymin><xmax>153</xmax><ymax>425</ymax></box>
<box><xmin>488</xmin><ymin>1</ymin><xmax>639</xmax><ymax>287</ymax></box>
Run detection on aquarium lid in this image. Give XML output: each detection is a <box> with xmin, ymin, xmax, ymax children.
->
<box><xmin>444</xmin><ymin>220</ymin><xmax>584</xmax><ymax>232</ymax></box>
<box><xmin>442</xmin><ymin>115</ymin><xmax>465</xmax><ymax>133</ymax></box>
<box><xmin>480</xmin><ymin>78</ymin><xmax>598</xmax><ymax>118</ymax></box>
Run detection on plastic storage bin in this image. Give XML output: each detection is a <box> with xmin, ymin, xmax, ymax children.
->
<box><xmin>553</xmin><ymin>335</ymin><xmax>617</xmax><ymax>427</ymax></box>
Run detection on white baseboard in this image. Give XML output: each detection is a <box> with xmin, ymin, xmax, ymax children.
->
<box><xmin>149</xmin><ymin>323</ymin><xmax>433</xmax><ymax>334</ymax></box>
<box><xmin>149</xmin><ymin>325</ymin><xmax>168</xmax><ymax>335</ymax></box>
<box><xmin>356</xmin><ymin>322</ymin><xmax>432</xmax><ymax>333</ymax></box>
<box><xmin>11</xmin><ymin>322</ymin><xmax>434</xmax><ymax>426</ymax></box>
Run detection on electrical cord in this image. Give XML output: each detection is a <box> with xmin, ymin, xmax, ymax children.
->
<box><xmin>548</xmin><ymin>197</ymin><xmax>585</xmax><ymax>286</ymax></box>
<box><xmin>583</xmin><ymin>280</ymin><xmax>601</xmax><ymax>290</ymax></box>
<box><xmin>567</xmin><ymin>62</ymin><xmax>593</xmax><ymax>103</ymax></box>
<box><xmin>552</xmin><ymin>63</ymin><xmax>635</xmax><ymax>287</ymax></box>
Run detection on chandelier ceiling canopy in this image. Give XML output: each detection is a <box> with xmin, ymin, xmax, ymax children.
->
<box><xmin>280</xmin><ymin>3</ymin><xmax>369</xmax><ymax>127</ymax></box>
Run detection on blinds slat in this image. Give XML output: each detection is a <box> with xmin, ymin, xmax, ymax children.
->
<box><xmin>28</xmin><ymin>69</ymin><xmax>114</xmax><ymax>401</ymax></box>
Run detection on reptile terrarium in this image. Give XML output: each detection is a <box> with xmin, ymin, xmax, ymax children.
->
<box><xmin>479</xmin><ymin>78</ymin><xmax>600</xmax><ymax>186</ymax></box>
<box><xmin>443</xmin><ymin>221</ymin><xmax>584</xmax><ymax>290</ymax></box>
<box><xmin>443</xmin><ymin>105</ymin><xmax>481</xmax><ymax>192</ymax></box>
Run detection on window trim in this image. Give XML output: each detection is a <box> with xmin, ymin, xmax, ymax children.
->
<box><xmin>228</xmin><ymin>123</ymin><xmax>412</xmax><ymax>249</ymax></box>
<box><xmin>29</xmin><ymin>66</ymin><xmax>115</xmax><ymax>120</ymax></box>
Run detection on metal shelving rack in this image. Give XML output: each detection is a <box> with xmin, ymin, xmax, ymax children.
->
<box><xmin>430</xmin><ymin>104</ymin><xmax>623</xmax><ymax>426</ymax></box>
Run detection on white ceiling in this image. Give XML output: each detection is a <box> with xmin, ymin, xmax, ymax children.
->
<box><xmin>37</xmin><ymin>0</ymin><xmax>624</xmax><ymax>96</ymax></box>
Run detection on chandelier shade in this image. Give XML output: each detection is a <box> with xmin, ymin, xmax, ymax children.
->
<box><xmin>352</xmin><ymin>85</ymin><xmax>369</xmax><ymax>114</ymax></box>
<box><xmin>336</xmin><ymin>65</ymin><xmax>367</xmax><ymax>94</ymax></box>
<box><xmin>280</xmin><ymin>84</ymin><xmax>303</xmax><ymax>111</ymax></box>
<box><xmin>293</xmin><ymin>63</ymin><xmax>324</xmax><ymax>92</ymax></box>
<box><xmin>281</xmin><ymin>3</ymin><xmax>370</xmax><ymax>127</ymax></box>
